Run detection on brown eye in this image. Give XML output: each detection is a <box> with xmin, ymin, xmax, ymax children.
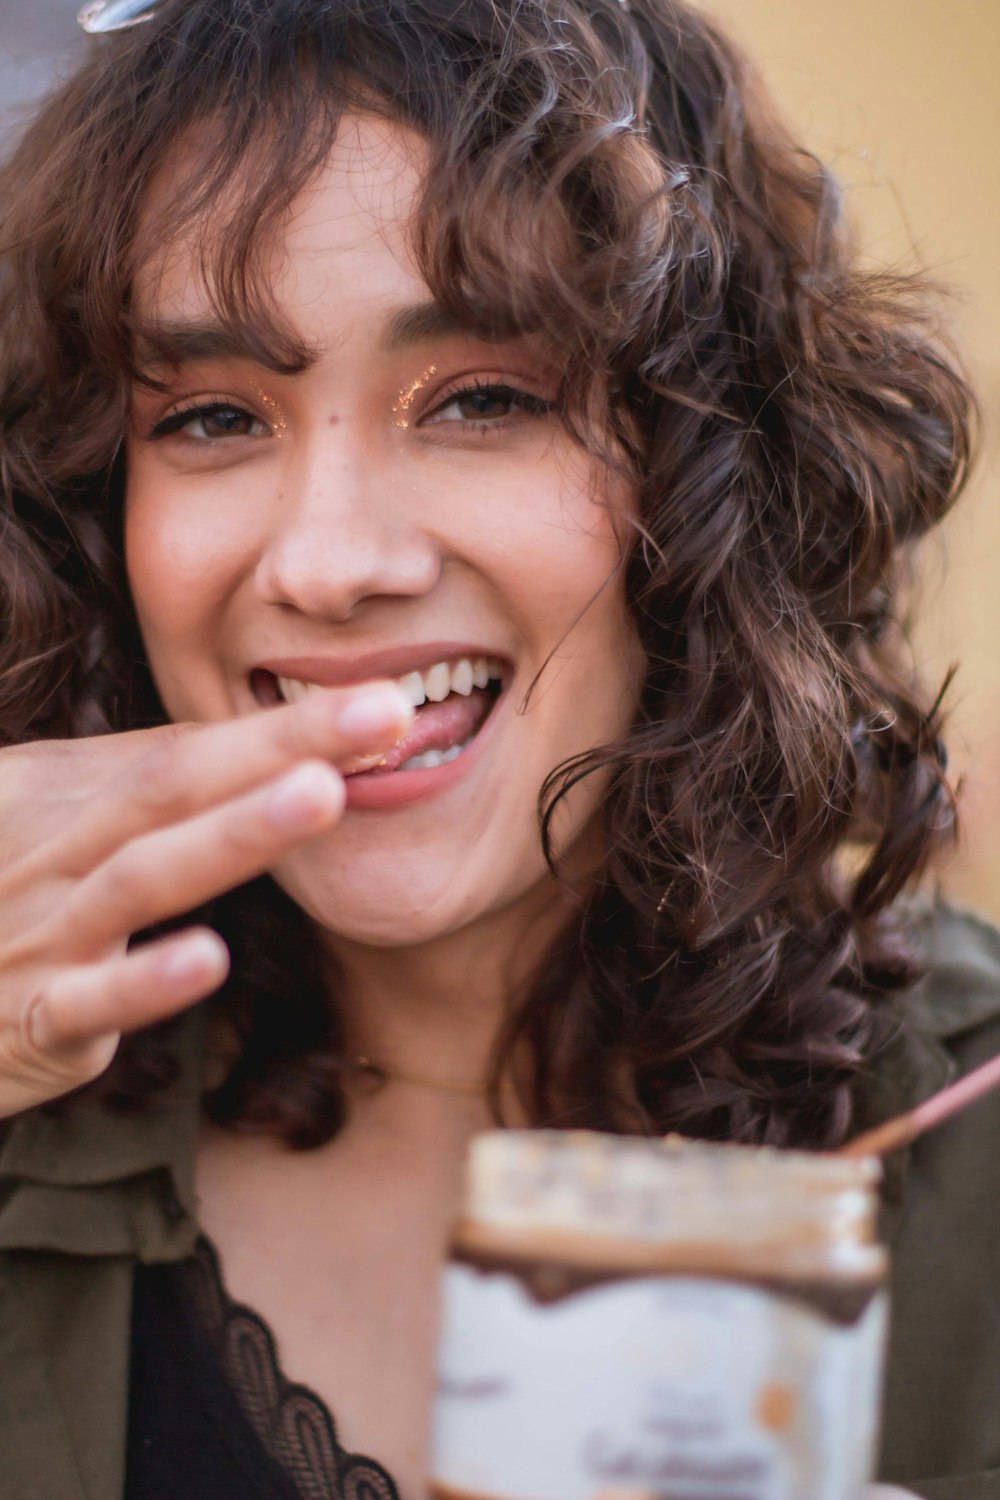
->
<box><xmin>454</xmin><ymin>387</ymin><xmax>517</xmax><ymax>420</ymax></box>
<box><xmin>150</xmin><ymin>402</ymin><xmax>268</xmax><ymax>441</ymax></box>
<box><xmin>427</xmin><ymin>383</ymin><xmax>555</xmax><ymax>427</ymax></box>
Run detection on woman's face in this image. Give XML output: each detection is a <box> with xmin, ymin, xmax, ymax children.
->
<box><xmin>126</xmin><ymin>114</ymin><xmax>641</xmax><ymax>948</ymax></box>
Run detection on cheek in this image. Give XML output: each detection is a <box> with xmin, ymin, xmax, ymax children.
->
<box><xmin>528</xmin><ymin>474</ymin><xmax>638</xmax><ymax>677</ymax></box>
<box><xmin>124</xmin><ymin>461</ymin><xmax>261</xmax><ymax>721</ymax></box>
<box><xmin>124</xmin><ymin>468</ymin><xmax>249</xmax><ymax>639</ymax></box>
<box><xmin>469</xmin><ymin>450</ymin><xmax>630</xmax><ymax>629</ymax></box>
<box><xmin>485</xmin><ymin>468</ymin><xmax>641</xmax><ymax>774</ymax></box>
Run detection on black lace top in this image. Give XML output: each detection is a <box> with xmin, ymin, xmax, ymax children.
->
<box><xmin>125</xmin><ymin>1237</ymin><xmax>402</xmax><ymax>1500</ymax></box>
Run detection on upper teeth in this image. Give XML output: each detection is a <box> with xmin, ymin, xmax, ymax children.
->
<box><xmin>275</xmin><ymin>655</ymin><xmax>504</xmax><ymax>708</ymax></box>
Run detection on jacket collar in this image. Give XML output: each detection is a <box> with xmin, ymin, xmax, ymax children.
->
<box><xmin>0</xmin><ymin>1008</ymin><xmax>205</xmax><ymax>1263</ymax></box>
<box><xmin>853</xmin><ymin>898</ymin><xmax>1000</xmax><ymax>1240</ymax></box>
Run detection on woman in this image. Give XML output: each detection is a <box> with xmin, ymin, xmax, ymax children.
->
<box><xmin>0</xmin><ymin>0</ymin><xmax>994</xmax><ymax>1496</ymax></box>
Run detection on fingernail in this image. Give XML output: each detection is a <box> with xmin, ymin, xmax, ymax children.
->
<box><xmin>337</xmin><ymin>683</ymin><xmax>413</xmax><ymax>743</ymax></box>
<box><xmin>161</xmin><ymin>933</ymin><xmax>229</xmax><ymax>987</ymax></box>
<box><xmin>341</xmin><ymin>750</ymin><xmax>389</xmax><ymax>776</ymax></box>
<box><xmin>267</xmin><ymin>762</ymin><xmax>343</xmax><ymax>830</ymax></box>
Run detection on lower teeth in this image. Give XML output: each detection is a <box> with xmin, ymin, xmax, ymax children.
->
<box><xmin>399</xmin><ymin>735</ymin><xmax>474</xmax><ymax>772</ymax></box>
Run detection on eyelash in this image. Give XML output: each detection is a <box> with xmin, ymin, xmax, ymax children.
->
<box><xmin>149</xmin><ymin>401</ymin><xmax>268</xmax><ymax>442</ymax></box>
<box><xmin>147</xmin><ymin>381</ymin><xmax>556</xmax><ymax>443</ymax></box>
<box><xmin>427</xmin><ymin>379</ymin><xmax>556</xmax><ymax>433</ymax></box>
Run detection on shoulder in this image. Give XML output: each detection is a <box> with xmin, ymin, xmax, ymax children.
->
<box><xmin>0</xmin><ymin>1006</ymin><xmax>206</xmax><ymax>1261</ymax></box>
<box><xmin>879</xmin><ymin>900</ymin><xmax>1000</xmax><ymax>1487</ymax></box>
<box><xmin>851</xmin><ymin>900</ymin><xmax>1000</xmax><ymax>1165</ymax></box>
<box><xmin>906</xmin><ymin>898</ymin><xmax>1000</xmax><ymax>1055</ymax></box>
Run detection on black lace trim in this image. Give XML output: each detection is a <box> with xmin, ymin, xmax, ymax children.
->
<box><xmin>180</xmin><ymin>1235</ymin><xmax>401</xmax><ymax>1500</ymax></box>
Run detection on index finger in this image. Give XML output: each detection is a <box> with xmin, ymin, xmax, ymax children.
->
<box><xmin>45</xmin><ymin>681</ymin><xmax>412</xmax><ymax>877</ymax></box>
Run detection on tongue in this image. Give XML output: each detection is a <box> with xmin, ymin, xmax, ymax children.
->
<box><xmin>375</xmin><ymin>687</ymin><xmax>494</xmax><ymax>772</ymax></box>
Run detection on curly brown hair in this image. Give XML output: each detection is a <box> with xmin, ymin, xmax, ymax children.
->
<box><xmin>0</xmin><ymin>0</ymin><xmax>973</xmax><ymax>1148</ymax></box>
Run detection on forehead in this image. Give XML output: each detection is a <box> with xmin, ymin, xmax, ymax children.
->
<box><xmin>132</xmin><ymin>111</ymin><xmax>431</xmax><ymax>335</ymax></box>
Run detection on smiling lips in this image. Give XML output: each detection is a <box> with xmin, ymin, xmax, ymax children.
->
<box><xmin>269</xmin><ymin>654</ymin><xmax>505</xmax><ymax>775</ymax></box>
<box><xmin>374</xmin><ymin>686</ymin><xmax>494</xmax><ymax>772</ymax></box>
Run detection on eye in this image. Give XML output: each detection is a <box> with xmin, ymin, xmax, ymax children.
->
<box><xmin>424</xmin><ymin>381</ymin><xmax>555</xmax><ymax>428</ymax></box>
<box><xmin>149</xmin><ymin>401</ymin><xmax>270</xmax><ymax>441</ymax></box>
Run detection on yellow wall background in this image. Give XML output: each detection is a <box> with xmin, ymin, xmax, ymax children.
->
<box><xmin>697</xmin><ymin>0</ymin><xmax>1000</xmax><ymax>918</ymax></box>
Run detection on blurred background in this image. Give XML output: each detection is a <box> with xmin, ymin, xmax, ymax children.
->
<box><xmin>1</xmin><ymin>0</ymin><xmax>998</xmax><ymax>917</ymax></box>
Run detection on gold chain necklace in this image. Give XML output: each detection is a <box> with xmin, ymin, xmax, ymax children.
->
<box><xmin>348</xmin><ymin>1054</ymin><xmax>493</xmax><ymax>1097</ymax></box>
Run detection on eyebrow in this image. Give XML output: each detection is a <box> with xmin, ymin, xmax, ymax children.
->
<box><xmin>132</xmin><ymin>320</ymin><xmax>315</xmax><ymax>377</ymax></box>
<box><xmin>380</xmin><ymin>301</ymin><xmax>474</xmax><ymax>352</ymax></box>
<box><xmin>133</xmin><ymin>300</ymin><xmax>487</xmax><ymax>376</ymax></box>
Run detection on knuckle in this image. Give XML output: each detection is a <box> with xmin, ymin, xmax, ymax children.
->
<box><xmin>216</xmin><ymin>810</ymin><xmax>270</xmax><ymax>862</ymax></box>
<box><xmin>0</xmin><ymin>886</ymin><xmax>73</xmax><ymax>982</ymax></box>
<box><xmin>98</xmin><ymin>846</ymin><xmax>158</xmax><ymax>916</ymax></box>
<box><xmin>0</xmin><ymin>924</ymin><xmax>53</xmax><ymax>973</ymax></box>
<box><xmin>147</xmin><ymin>720</ymin><xmax>195</xmax><ymax>743</ymax></box>
<box><xmin>129</xmin><ymin>745</ymin><xmax>186</xmax><ymax>814</ymax></box>
<box><xmin>134</xmin><ymin>722</ymin><xmax>200</xmax><ymax>761</ymax></box>
<box><xmin>115</xmin><ymin>721</ymin><xmax>193</xmax><ymax>750</ymax></box>
<box><xmin>21</xmin><ymin>984</ymin><xmax>68</xmax><ymax>1055</ymax></box>
<box><xmin>9</xmin><ymin>986</ymin><xmax>110</xmax><ymax>1092</ymax></box>
<box><xmin>272</xmin><ymin>699</ymin><xmax>326</xmax><ymax>754</ymax></box>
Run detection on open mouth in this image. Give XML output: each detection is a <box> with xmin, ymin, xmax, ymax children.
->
<box><xmin>251</xmin><ymin>655</ymin><xmax>506</xmax><ymax>774</ymax></box>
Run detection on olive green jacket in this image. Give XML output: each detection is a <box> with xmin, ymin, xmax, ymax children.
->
<box><xmin>3</xmin><ymin>903</ymin><xmax>1000</xmax><ymax>1500</ymax></box>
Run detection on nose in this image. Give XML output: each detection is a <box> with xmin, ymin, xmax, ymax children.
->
<box><xmin>254</xmin><ymin>430</ymin><xmax>442</xmax><ymax>619</ymax></box>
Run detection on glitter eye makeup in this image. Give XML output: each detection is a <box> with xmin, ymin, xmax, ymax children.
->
<box><xmin>253</xmin><ymin>386</ymin><xmax>288</xmax><ymax>436</ymax></box>
<box><xmin>393</xmin><ymin>366</ymin><xmax>438</xmax><ymax>430</ymax></box>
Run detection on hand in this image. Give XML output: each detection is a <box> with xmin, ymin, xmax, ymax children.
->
<box><xmin>0</xmin><ymin>682</ymin><xmax>411</xmax><ymax>1119</ymax></box>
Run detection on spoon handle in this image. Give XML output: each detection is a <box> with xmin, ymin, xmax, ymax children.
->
<box><xmin>841</xmin><ymin>1049</ymin><xmax>1000</xmax><ymax>1159</ymax></box>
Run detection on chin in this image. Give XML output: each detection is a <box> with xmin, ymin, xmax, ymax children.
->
<box><xmin>270</xmin><ymin>849</ymin><xmax>494</xmax><ymax>949</ymax></box>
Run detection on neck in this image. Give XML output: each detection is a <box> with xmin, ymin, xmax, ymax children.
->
<box><xmin>325</xmin><ymin>888</ymin><xmax>572</xmax><ymax>1095</ymax></box>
